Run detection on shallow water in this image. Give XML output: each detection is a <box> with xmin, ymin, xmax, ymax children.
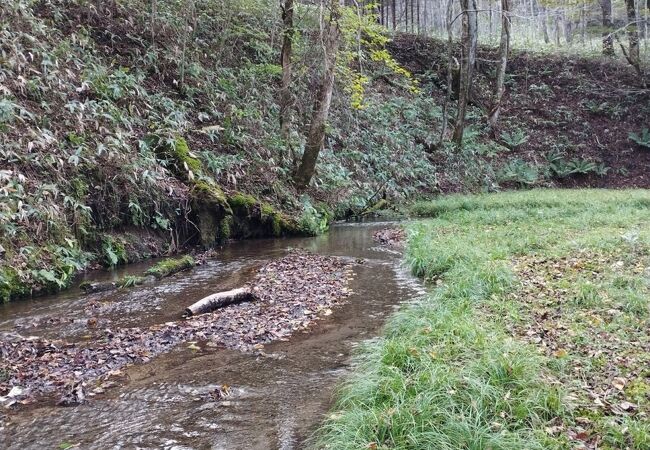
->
<box><xmin>0</xmin><ymin>222</ymin><xmax>425</xmax><ymax>449</ymax></box>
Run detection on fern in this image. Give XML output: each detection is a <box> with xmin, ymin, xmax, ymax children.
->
<box><xmin>629</xmin><ymin>128</ymin><xmax>650</xmax><ymax>149</ymax></box>
<box><xmin>498</xmin><ymin>159</ymin><xmax>539</xmax><ymax>186</ymax></box>
<box><xmin>500</xmin><ymin>129</ymin><xmax>529</xmax><ymax>149</ymax></box>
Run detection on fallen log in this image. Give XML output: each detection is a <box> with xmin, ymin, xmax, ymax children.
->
<box><xmin>184</xmin><ymin>287</ymin><xmax>257</xmax><ymax>317</ymax></box>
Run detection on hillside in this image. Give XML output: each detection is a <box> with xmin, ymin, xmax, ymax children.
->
<box><xmin>389</xmin><ymin>34</ymin><xmax>650</xmax><ymax>190</ymax></box>
<box><xmin>1</xmin><ymin>0</ymin><xmax>648</xmax><ymax>300</ymax></box>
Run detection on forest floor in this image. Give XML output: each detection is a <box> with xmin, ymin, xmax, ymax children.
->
<box><xmin>316</xmin><ymin>189</ymin><xmax>650</xmax><ymax>450</ymax></box>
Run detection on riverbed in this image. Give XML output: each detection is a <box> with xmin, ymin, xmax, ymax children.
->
<box><xmin>0</xmin><ymin>222</ymin><xmax>424</xmax><ymax>449</ymax></box>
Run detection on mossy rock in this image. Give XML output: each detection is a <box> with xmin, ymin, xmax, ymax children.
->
<box><xmin>146</xmin><ymin>255</ymin><xmax>196</xmax><ymax>279</ymax></box>
<box><xmin>192</xmin><ymin>181</ymin><xmax>232</xmax><ymax>247</ymax></box>
<box><xmin>152</xmin><ymin>135</ymin><xmax>232</xmax><ymax>247</ymax></box>
<box><xmin>219</xmin><ymin>215</ymin><xmax>234</xmax><ymax>240</ymax></box>
<box><xmin>226</xmin><ymin>192</ymin><xmax>305</xmax><ymax>238</ymax></box>
<box><xmin>228</xmin><ymin>193</ymin><xmax>258</xmax><ymax>210</ymax></box>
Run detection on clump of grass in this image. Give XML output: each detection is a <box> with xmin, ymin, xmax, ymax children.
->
<box><xmin>118</xmin><ymin>275</ymin><xmax>146</xmax><ymax>288</ymax></box>
<box><xmin>145</xmin><ymin>255</ymin><xmax>195</xmax><ymax>279</ymax></box>
<box><xmin>315</xmin><ymin>189</ymin><xmax>650</xmax><ymax>449</ymax></box>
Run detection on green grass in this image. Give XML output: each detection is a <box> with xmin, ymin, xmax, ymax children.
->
<box><xmin>315</xmin><ymin>189</ymin><xmax>650</xmax><ymax>449</ymax></box>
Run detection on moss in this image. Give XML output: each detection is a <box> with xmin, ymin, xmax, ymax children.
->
<box><xmin>0</xmin><ymin>267</ymin><xmax>28</xmax><ymax>302</ymax></box>
<box><xmin>153</xmin><ymin>135</ymin><xmax>233</xmax><ymax>247</ymax></box>
<box><xmin>260</xmin><ymin>202</ymin><xmax>275</xmax><ymax>216</ymax></box>
<box><xmin>153</xmin><ymin>135</ymin><xmax>203</xmax><ymax>181</ymax></box>
<box><xmin>192</xmin><ymin>181</ymin><xmax>231</xmax><ymax>246</ymax></box>
<box><xmin>219</xmin><ymin>215</ymin><xmax>234</xmax><ymax>240</ymax></box>
<box><xmin>362</xmin><ymin>198</ymin><xmax>390</xmax><ymax>215</ymax></box>
<box><xmin>270</xmin><ymin>214</ymin><xmax>282</xmax><ymax>237</ymax></box>
<box><xmin>145</xmin><ymin>255</ymin><xmax>195</xmax><ymax>279</ymax></box>
<box><xmin>228</xmin><ymin>193</ymin><xmax>258</xmax><ymax>210</ymax></box>
<box><xmin>626</xmin><ymin>379</ymin><xmax>650</xmax><ymax>403</ymax></box>
<box><xmin>172</xmin><ymin>137</ymin><xmax>202</xmax><ymax>174</ymax></box>
<box><xmin>194</xmin><ymin>180</ymin><xmax>229</xmax><ymax>207</ymax></box>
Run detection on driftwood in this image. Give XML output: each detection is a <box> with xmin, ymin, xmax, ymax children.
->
<box><xmin>184</xmin><ymin>287</ymin><xmax>257</xmax><ymax>317</ymax></box>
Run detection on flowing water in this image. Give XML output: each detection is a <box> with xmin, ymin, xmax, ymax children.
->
<box><xmin>0</xmin><ymin>222</ymin><xmax>425</xmax><ymax>449</ymax></box>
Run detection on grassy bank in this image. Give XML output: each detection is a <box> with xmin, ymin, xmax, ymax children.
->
<box><xmin>316</xmin><ymin>189</ymin><xmax>650</xmax><ymax>449</ymax></box>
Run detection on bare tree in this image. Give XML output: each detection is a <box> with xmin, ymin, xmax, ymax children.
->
<box><xmin>279</xmin><ymin>0</ymin><xmax>295</xmax><ymax>165</ymax></box>
<box><xmin>452</xmin><ymin>0</ymin><xmax>478</xmax><ymax>146</ymax></box>
<box><xmin>294</xmin><ymin>0</ymin><xmax>342</xmax><ymax>188</ymax></box>
<box><xmin>488</xmin><ymin>0</ymin><xmax>510</xmax><ymax>128</ymax></box>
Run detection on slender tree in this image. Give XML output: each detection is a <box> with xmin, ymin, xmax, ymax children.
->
<box><xmin>439</xmin><ymin>0</ymin><xmax>454</xmax><ymax>144</ymax></box>
<box><xmin>601</xmin><ymin>0</ymin><xmax>615</xmax><ymax>56</ymax></box>
<box><xmin>294</xmin><ymin>0</ymin><xmax>342</xmax><ymax>188</ymax></box>
<box><xmin>488</xmin><ymin>0</ymin><xmax>511</xmax><ymax>128</ymax></box>
<box><xmin>279</xmin><ymin>0</ymin><xmax>295</xmax><ymax>164</ymax></box>
<box><xmin>452</xmin><ymin>0</ymin><xmax>478</xmax><ymax>146</ymax></box>
<box><xmin>625</xmin><ymin>0</ymin><xmax>641</xmax><ymax>73</ymax></box>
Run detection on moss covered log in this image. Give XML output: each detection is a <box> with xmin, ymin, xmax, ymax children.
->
<box><xmin>145</xmin><ymin>256</ymin><xmax>196</xmax><ymax>279</ymax></box>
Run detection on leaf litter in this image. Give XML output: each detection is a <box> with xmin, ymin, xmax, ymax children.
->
<box><xmin>372</xmin><ymin>228</ymin><xmax>405</xmax><ymax>248</ymax></box>
<box><xmin>0</xmin><ymin>249</ymin><xmax>354</xmax><ymax>408</ymax></box>
<box><xmin>483</xmin><ymin>250</ymin><xmax>650</xmax><ymax>449</ymax></box>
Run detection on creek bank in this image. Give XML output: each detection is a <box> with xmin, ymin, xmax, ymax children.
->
<box><xmin>0</xmin><ymin>249</ymin><xmax>353</xmax><ymax>409</ymax></box>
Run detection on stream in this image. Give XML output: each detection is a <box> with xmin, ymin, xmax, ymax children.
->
<box><xmin>0</xmin><ymin>222</ymin><xmax>425</xmax><ymax>449</ymax></box>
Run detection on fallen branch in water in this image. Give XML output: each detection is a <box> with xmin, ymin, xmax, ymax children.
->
<box><xmin>184</xmin><ymin>287</ymin><xmax>257</xmax><ymax>316</ymax></box>
<box><xmin>0</xmin><ymin>249</ymin><xmax>353</xmax><ymax>407</ymax></box>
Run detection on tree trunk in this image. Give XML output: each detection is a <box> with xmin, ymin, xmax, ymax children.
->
<box><xmin>489</xmin><ymin>0</ymin><xmax>494</xmax><ymax>40</ymax></box>
<box><xmin>539</xmin><ymin>4</ymin><xmax>550</xmax><ymax>44</ymax></box>
<box><xmin>580</xmin><ymin>0</ymin><xmax>586</xmax><ymax>45</ymax></box>
<box><xmin>439</xmin><ymin>0</ymin><xmax>454</xmax><ymax>144</ymax></box>
<box><xmin>564</xmin><ymin>14</ymin><xmax>573</xmax><ymax>45</ymax></box>
<box><xmin>488</xmin><ymin>0</ymin><xmax>510</xmax><ymax>128</ymax></box>
<box><xmin>392</xmin><ymin>0</ymin><xmax>396</xmax><ymax>29</ymax></box>
<box><xmin>279</xmin><ymin>0</ymin><xmax>295</xmax><ymax>165</ymax></box>
<box><xmin>625</xmin><ymin>0</ymin><xmax>641</xmax><ymax>72</ymax></box>
<box><xmin>601</xmin><ymin>0</ymin><xmax>615</xmax><ymax>56</ymax></box>
<box><xmin>405</xmin><ymin>0</ymin><xmax>409</xmax><ymax>31</ymax></box>
<box><xmin>294</xmin><ymin>0</ymin><xmax>341</xmax><ymax>189</ymax></box>
<box><xmin>411</xmin><ymin>0</ymin><xmax>415</xmax><ymax>33</ymax></box>
<box><xmin>184</xmin><ymin>287</ymin><xmax>256</xmax><ymax>316</ymax></box>
<box><xmin>452</xmin><ymin>0</ymin><xmax>478</xmax><ymax>146</ymax></box>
